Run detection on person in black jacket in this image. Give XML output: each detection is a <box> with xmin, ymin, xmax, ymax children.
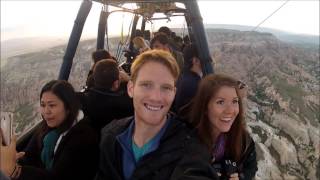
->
<box><xmin>0</xmin><ymin>80</ymin><xmax>99</xmax><ymax>180</ymax></box>
<box><xmin>95</xmin><ymin>50</ymin><xmax>218</xmax><ymax>180</ymax></box>
<box><xmin>78</xmin><ymin>59</ymin><xmax>134</xmax><ymax>132</ymax></box>
<box><xmin>173</xmin><ymin>44</ymin><xmax>203</xmax><ymax>112</ymax></box>
<box><xmin>190</xmin><ymin>74</ymin><xmax>258</xmax><ymax>180</ymax></box>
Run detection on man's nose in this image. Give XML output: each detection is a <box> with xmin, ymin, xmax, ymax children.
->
<box><xmin>149</xmin><ymin>87</ymin><xmax>162</xmax><ymax>101</ymax></box>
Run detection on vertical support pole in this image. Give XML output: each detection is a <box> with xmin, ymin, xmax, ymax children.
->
<box><xmin>127</xmin><ymin>15</ymin><xmax>140</xmax><ymax>63</ymax></box>
<box><xmin>58</xmin><ymin>0</ymin><xmax>92</xmax><ymax>80</ymax></box>
<box><xmin>141</xmin><ymin>18</ymin><xmax>146</xmax><ymax>32</ymax></box>
<box><xmin>184</xmin><ymin>0</ymin><xmax>214</xmax><ymax>75</ymax></box>
<box><xmin>97</xmin><ymin>8</ymin><xmax>108</xmax><ymax>50</ymax></box>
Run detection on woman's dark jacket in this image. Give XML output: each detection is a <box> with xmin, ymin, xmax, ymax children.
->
<box><xmin>95</xmin><ymin>116</ymin><xmax>218</xmax><ymax>180</ymax></box>
<box><xmin>174</xmin><ymin>70</ymin><xmax>201</xmax><ymax>112</ymax></box>
<box><xmin>238</xmin><ymin>136</ymin><xmax>257</xmax><ymax>180</ymax></box>
<box><xmin>212</xmin><ymin>135</ymin><xmax>258</xmax><ymax>180</ymax></box>
<box><xmin>18</xmin><ymin>118</ymin><xmax>99</xmax><ymax>180</ymax></box>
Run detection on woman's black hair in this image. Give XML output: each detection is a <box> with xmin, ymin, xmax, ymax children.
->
<box><xmin>37</xmin><ymin>80</ymin><xmax>80</xmax><ymax>145</ymax></box>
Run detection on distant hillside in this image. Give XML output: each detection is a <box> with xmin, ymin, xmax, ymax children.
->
<box><xmin>1</xmin><ymin>37</ymin><xmax>67</xmax><ymax>60</ymax></box>
<box><xmin>205</xmin><ymin>24</ymin><xmax>319</xmax><ymax>47</ymax></box>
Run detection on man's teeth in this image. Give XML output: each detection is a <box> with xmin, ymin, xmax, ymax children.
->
<box><xmin>145</xmin><ymin>104</ymin><xmax>162</xmax><ymax>111</ymax></box>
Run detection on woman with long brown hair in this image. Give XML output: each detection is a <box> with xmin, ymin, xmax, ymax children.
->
<box><xmin>190</xmin><ymin>74</ymin><xmax>257</xmax><ymax>180</ymax></box>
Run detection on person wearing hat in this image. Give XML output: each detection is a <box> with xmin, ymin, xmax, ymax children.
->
<box><xmin>173</xmin><ymin>44</ymin><xmax>203</xmax><ymax>113</ymax></box>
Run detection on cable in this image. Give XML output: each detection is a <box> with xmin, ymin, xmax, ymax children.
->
<box><xmin>252</xmin><ymin>0</ymin><xmax>290</xmax><ymax>31</ymax></box>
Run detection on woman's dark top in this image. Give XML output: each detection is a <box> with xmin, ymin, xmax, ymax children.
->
<box><xmin>18</xmin><ymin>118</ymin><xmax>99</xmax><ymax>180</ymax></box>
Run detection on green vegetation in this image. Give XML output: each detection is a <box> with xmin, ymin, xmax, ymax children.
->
<box><xmin>257</xmin><ymin>109</ymin><xmax>266</xmax><ymax>121</ymax></box>
<box><xmin>250</xmin><ymin>83</ymin><xmax>283</xmax><ymax>113</ymax></box>
<box><xmin>268</xmin><ymin>75</ymin><xmax>318</xmax><ymax>124</ymax></box>
<box><xmin>272</xmin><ymin>100</ymin><xmax>282</xmax><ymax>112</ymax></box>
<box><xmin>251</xmin><ymin>126</ymin><xmax>268</xmax><ymax>143</ymax></box>
<box><xmin>255</xmin><ymin>85</ymin><xmax>270</xmax><ymax>101</ymax></box>
<box><xmin>269</xmin><ymin>75</ymin><xmax>305</xmax><ymax>101</ymax></box>
<box><xmin>303</xmin><ymin>103</ymin><xmax>320</xmax><ymax>126</ymax></box>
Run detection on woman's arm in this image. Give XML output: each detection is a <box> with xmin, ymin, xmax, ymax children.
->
<box><xmin>170</xmin><ymin>135</ymin><xmax>219</xmax><ymax>180</ymax></box>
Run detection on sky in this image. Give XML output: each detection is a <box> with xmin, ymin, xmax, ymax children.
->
<box><xmin>1</xmin><ymin>0</ymin><xmax>319</xmax><ymax>41</ymax></box>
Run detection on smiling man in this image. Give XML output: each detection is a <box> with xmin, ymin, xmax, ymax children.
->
<box><xmin>95</xmin><ymin>50</ymin><xmax>218</xmax><ymax>180</ymax></box>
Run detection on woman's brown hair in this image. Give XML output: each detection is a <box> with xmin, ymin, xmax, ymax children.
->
<box><xmin>190</xmin><ymin>74</ymin><xmax>247</xmax><ymax>162</ymax></box>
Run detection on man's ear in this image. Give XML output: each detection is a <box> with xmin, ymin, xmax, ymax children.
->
<box><xmin>127</xmin><ymin>80</ymin><xmax>134</xmax><ymax>98</ymax></box>
<box><xmin>112</xmin><ymin>80</ymin><xmax>120</xmax><ymax>91</ymax></box>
